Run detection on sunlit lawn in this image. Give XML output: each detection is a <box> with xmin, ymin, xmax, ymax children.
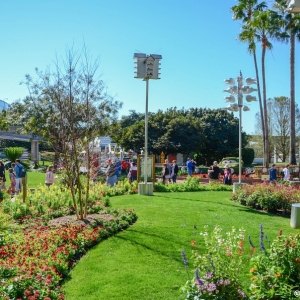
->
<box><xmin>62</xmin><ymin>191</ymin><xmax>299</xmax><ymax>300</ymax></box>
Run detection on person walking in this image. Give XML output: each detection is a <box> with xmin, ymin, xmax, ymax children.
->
<box><xmin>14</xmin><ymin>159</ymin><xmax>25</xmax><ymax>194</ymax></box>
<box><xmin>128</xmin><ymin>162</ymin><xmax>138</xmax><ymax>183</ymax></box>
<box><xmin>223</xmin><ymin>165</ymin><xmax>232</xmax><ymax>185</ymax></box>
<box><xmin>8</xmin><ymin>168</ymin><xmax>16</xmax><ymax>197</ymax></box>
<box><xmin>0</xmin><ymin>161</ymin><xmax>6</xmax><ymax>190</ymax></box>
<box><xmin>171</xmin><ymin>160</ymin><xmax>179</xmax><ymax>183</ymax></box>
<box><xmin>106</xmin><ymin>159</ymin><xmax>117</xmax><ymax>187</ymax></box>
<box><xmin>45</xmin><ymin>165</ymin><xmax>55</xmax><ymax>187</ymax></box>
<box><xmin>186</xmin><ymin>158</ymin><xmax>193</xmax><ymax>177</ymax></box>
<box><xmin>269</xmin><ymin>164</ymin><xmax>277</xmax><ymax>182</ymax></box>
<box><xmin>161</xmin><ymin>163</ymin><xmax>170</xmax><ymax>184</ymax></box>
<box><xmin>283</xmin><ymin>164</ymin><xmax>290</xmax><ymax>181</ymax></box>
<box><xmin>164</xmin><ymin>159</ymin><xmax>172</xmax><ymax>183</ymax></box>
<box><xmin>208</xmin><ymin>161</ymin><xmax>220</xmax><ymax>183</ymax></box>
<box><xmin>121</xmin><ymin>160</ymin><xmax>128</xmax><ymax>176</ymax></box>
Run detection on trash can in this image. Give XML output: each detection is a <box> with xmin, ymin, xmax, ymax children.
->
<box><xmin>290</xmin><ymin>203</ymin><xmax>300</xmax><ymax>229</ymax></box>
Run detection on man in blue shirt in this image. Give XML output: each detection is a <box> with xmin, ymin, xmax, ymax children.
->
<box><xmin>269</xmin><ymin>163</ymin><xmax>277</xmax><ymax>182</ymax></box>
<box><xmin>14</xmin><ymin>159</ymin><xmax>24</xmax><ymax>194</ymax></box>
<box><xmin>186</xmin><ymin>158</ymin><xmax>193</xmax><ymax>176</ymax></box>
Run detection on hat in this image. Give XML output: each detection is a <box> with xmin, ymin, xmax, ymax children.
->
<box><xmin>213</xmin><ymin>161</ymin><xmax>218</xmax><ymax>165</ymax></box>
<box><xmin>272</xmin><ymin>163</ymin><xmax>276</xmax><ymax>167</ymax></box>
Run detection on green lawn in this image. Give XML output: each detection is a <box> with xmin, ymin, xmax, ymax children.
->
<box><xmin>62</xmin><ymin>191</ymin><xmax>300</xmax><ymax>300</ymax></box>
<box><xmin>26</xmin><ymin>171</ymin><xmax>46</xmax><ymax>188</ymax></box>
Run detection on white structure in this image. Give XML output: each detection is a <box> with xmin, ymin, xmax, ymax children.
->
<box><xmin>0</xmin><ymin>99</ymin><xmax>9</xmax><ymax>111</ymax></box>
<box><xmin>134</xmin><ymin>53</ymin><xmax>162</xmax><ymax>196</ymax></box>
<box><xmin>286</xmin><ymin>0</ymin><xmax>300</xmax><ymax>12</ymax></box>
<box><xmin>223</xmin><ymin>71</ymin><xmax>257</xmax><ymax>186</ymax></box>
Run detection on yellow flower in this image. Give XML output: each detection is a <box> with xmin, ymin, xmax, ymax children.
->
<box><xmin>275</xmin><ymin>273</ymin><xmax>280</xmax><ymax>277</ymax></box>
<box><xmin>250</xmin><ymin>267</ymin><xmax>256</xmax><ymax>273</ymax></box>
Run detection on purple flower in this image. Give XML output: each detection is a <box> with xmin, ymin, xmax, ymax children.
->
<box><xmin>259</xmin><ymin>224</ymin><xmax>266</xmax><ymax>252</ymax></box>
<box><xmin>195</xmin><ymin>268</ymin><xmax>203</xmax><ymax>285</ymax></box>
<box><xmin>181</xmin><ymin>250</ymin><xmax>188</xmax><ymax>268</ymax></box>
<box><xmin>248</xmin><ymin>235</ymin><xmax>255</xmax><ymax>248</ymax></box>
<box><xmin>207</xmin><ymin>283</ymin><xmax>217</xmax><ymax>292</ymax></box>
<box><xmin>204</xmin><ymin>272</ymin><xmax>213</xmax><ymax>279</ymax></box>
<box><xmin>238</xmin><ymin>288</ymin><xmax>247</xmax><ymax>298</ymax></box>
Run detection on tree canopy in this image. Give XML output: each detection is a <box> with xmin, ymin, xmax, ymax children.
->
<box><xmin>110</xmin><ymin>107</ymin><xmax>245</xmax><ymax>165</ymax></box>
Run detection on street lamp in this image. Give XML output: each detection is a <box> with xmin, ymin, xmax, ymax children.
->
<box><xmin>223</xmin><ymin>71</ymin><xmax>257</xmax><ymax>188</ymax></box>
<box><xmin>133</xmin><ymin>53</ymin><xmax>162</xmax><ymax>195</ymax></box>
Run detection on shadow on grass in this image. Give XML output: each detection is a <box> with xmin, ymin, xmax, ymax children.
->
<box><xmin>113</xmin><ymin>231</ymin><xmax>186</xmax><ymax>264</ymax></box>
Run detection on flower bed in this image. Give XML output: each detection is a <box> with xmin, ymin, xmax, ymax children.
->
<box><xmin>0</xmin><ymin>210</ymin><xmax>137</xmax><ymax>299</ymax></box>
<box><xmin>0</xmin><ymin>181</ymin><xmax>138</xmax><ymax>300</ymax></box>
<box><xmin>231</xmin><ymin>182</ymin><xmax>300</xmax><ymax>214</ymax></box>
<box><xmin>181</xmin><ymin>225</ymin><xmax>300</xmax><ymax>299</ymax></box>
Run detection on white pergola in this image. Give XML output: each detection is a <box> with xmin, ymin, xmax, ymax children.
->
<box><xmin>286</xmin><ymin>0</ymin><xmax>300</xmax><ymax>12</ymax></box>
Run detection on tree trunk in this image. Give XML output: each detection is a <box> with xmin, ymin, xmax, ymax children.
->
<box><xmin>253</xmin><ymin>50</ymin><xmax>265</xmax><ymax>160</ymax></box>
<box><xmin>262</xmin><ymin>39</ymin><xmax>269</xmax><ymax>167</ymax></box>
<box><xmin>290</xmin><ymin>34</ymin><xmax>296</xmax><ymax>165</ymax></box>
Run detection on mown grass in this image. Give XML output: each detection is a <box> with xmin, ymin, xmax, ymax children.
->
<box><xmin>26</xmin><ymin>170</ymin><xmax>46</xmax><ymax>188</ymax></box>
<box><xmin>62</xmin><ymin>191</ymin><xmax>299</xmax><ymax>300</ymax></box>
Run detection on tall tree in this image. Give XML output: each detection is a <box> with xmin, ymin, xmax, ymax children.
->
<box><xmin>254</xmin><ymin>96</ymin><xmax>300</xmax><ymax>162</ymax></box>
<box><xmin>273</xmin><ymin>0</ymin><xmax>300</xmax><ymax>165</ymax></box>
<box><xmin>231</xmin><ymin>0</ymin><xmax>267</xmax><ymax>164</ymax></box>
<box><xmin>247</xmin><ymin>9</ymin><xmax>282</xmax><ymax>167</ymax></box>
<box><xmin>9</xmin><ymin>46</ymin><xmax>121</xmax><ymax>220</ymax></box>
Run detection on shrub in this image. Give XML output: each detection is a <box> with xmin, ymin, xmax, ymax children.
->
<box><xmin>249</xmin><ymin>228</ymin><xmax>300</xmax><ymax>299</ymax></box>
<box><xmin>231</xmin><ymin>183</ymin><xmax>300</xmax><ymax>214</ymax></box>
<box><xmin>242</xmin><ymin>148</ymin><xmax>255</xmax><ymax>165</ymax></box>
<box><xmin>182</xmin><ymin>225</ymin><xmax>248</xmax><ymax>299</ymax></box>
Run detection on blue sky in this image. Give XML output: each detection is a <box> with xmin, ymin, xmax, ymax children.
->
<box><xmin>0</xmin><ymin>0</ymin><xmax>296</xmax><ymax>134</ymax></box>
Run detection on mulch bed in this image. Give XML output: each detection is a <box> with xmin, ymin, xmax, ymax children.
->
<box><xmin>48</xmin><ymin>213</ymin><xmax>115</xmax><ymax>227</ymax></box>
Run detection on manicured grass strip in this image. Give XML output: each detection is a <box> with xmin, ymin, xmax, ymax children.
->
<box><xmin>62</xmin><ymin>191</ymin><xmax>299</xmax><ymax>300</ymax></box>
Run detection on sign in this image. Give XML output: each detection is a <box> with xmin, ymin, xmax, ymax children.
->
<box><xmin>137</xmin><ymin>154</ymin><xmax>155</xmax><ymax>183</ymax></box>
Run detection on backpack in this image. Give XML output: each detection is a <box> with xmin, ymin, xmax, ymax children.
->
<box><xmin>17</xmin><ymin>165</ymin><xmax>26</xmax><ymax>178</ymax></box>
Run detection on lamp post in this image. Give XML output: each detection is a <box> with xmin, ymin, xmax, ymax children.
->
<box><xmin>133</xmin><ymin>53</ymin><xmax>162</xmax><ymax>195</ymax></box>
<box><xmin>223</xmin><ymin>71</ymin><xmax>257</xmax><ymax>188</ymax></box>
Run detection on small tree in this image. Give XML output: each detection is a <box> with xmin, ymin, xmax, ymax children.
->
<box><xmin>3</xmin><ymin>147</ymin><xmax>26</xmax><ymax>162</ymax></box>
<box><xmin>13</xmin><ymin>46</ymin><xmax>121</xmax><ymax>220</ymax></box>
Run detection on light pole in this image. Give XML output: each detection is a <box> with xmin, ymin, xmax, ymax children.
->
<box><xmin>223</xmin><ymin>71</ymin><xmax>257</xmax><ymax>188</ymax></box>
<box><xmin>133</xmin><ymin>53</ymin><xmax>162</xmax><ymax>195</ymax></box>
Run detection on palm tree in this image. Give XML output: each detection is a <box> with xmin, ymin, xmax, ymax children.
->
<box><xmin>248</xmin><ymin>9</ymin><xmax>282</xmax><ymax>167</ymax></box>
<box><xmin>231</xmin><ymin>0</ymin><xmax>268</xmax><ymax>165</ymax></box>
<box><xmin>238</xmin><ymin>25</ymin><xmax>265</xmax><ymax>156</ymax></box>
<box><xmin>273</xmin><ymin>0</ymin><xmax>300</xmax><ymax>165</ymax></box>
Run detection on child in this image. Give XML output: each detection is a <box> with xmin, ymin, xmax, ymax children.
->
<box><xmin>45</xmin><ymin>165</ymin><xmax>55</xmax><ymax>187</ymax></box>
<box><xmin>8</xmin><ymin>168</ymin><xmax>16</xmax><ymax>197</ymax></box>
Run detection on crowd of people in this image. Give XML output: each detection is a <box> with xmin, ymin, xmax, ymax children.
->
<box><xmin>1</xmin><ymin>156</ymin><xmax>293</xmax><ymax>196</ymax></box>
<box><xmin>105</xmin><ymin>158</ymin><xmax>138</xmax><ymax>187</ymax></box>
<box><xmin>161</xmin><ymin>159</ymin><xmax>178</xmax><ymax>184</ymax></box>
<box><xmin>0</xmin><ymin>159</ymin><xmax>26</xmax><ymax>197</ymax></box>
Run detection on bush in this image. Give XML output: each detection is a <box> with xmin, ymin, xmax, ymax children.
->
<box><xmin>242</xmin><ymin>148</ymin><xmax>255</xmax><ymax>165</ymax></box>
<box><xmin>182</xmin><ymin>224</ymin><xmax>300</xmax><ymax>299</ymax></box>
<box><xmin>182</xmin><ymin>225</ymin><xmax>248</xmax><ymax>299</ymax></box>
<box><xmin>249</xmin><ymin>227</ymin><xmax>300</xmax><ymax>299</ymax></box>
<box><xmin>231</xmin><ymin>183</ymin><xmax>300</xmax><ymax>214</ymax></box>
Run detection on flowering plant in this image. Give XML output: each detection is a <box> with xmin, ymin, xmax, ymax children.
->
<box><xmin>249</xmin><ymin>228</ymin><xmax>300</xmax><ymax>299</ymax></box>
<box><xmin>182</xmin><ymin>225</ymin><xmax>247</xmax><ymax>299</ymax></box>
